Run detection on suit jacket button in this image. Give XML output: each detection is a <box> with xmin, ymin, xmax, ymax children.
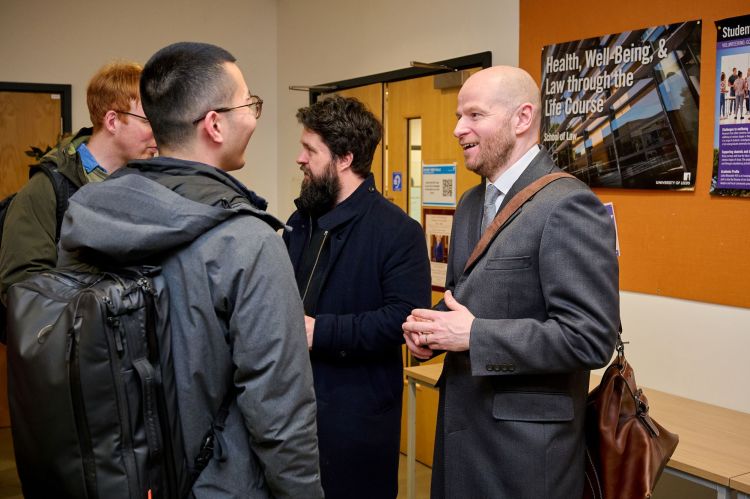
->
<box><xmin>486</xmin><ymin>364</ymin><xmax>494</xmax><ymax>372</ymax></box>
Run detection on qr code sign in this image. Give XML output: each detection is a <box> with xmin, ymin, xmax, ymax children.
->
<box><xmin>442</xmin><ymin>179</ymin><xmax>453</xmax><ymax>197</ymax></box>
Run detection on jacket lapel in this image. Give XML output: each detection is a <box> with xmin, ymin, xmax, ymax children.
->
<box><xmin>497</xmin><ymin>147</ymin><xmax>557</xmax><ymax>212</ymax></box>
<box><xmin>467</xmin><ymin>179</ymin><xmax>485</xmax><ymax>250</ymax></box>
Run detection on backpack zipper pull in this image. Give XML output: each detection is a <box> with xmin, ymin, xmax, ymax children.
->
<box><xmin>103</xmin><ymin>296</ymin><xmax>124</xmax><ymax>354</ymax></box>
<box><xmin>106</xmin><ymin>315</ymin><xmax>124</xmax><ymax>354</ymax></box>
<box><xmin>65</xmin><ymin>329</ymin><xmax>74</xmax><ymax>363</ymax></box>
<box><xmin>137</xmin><ymin>277</ymin><xmax>155</xmax><ymax>295</ymax></box>
<box><xmin>114</xmin><ymin>318</ymin><xmax>124</xmax><ymax>354</ymax></box>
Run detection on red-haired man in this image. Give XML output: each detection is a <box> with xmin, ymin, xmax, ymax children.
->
<box><xmin>0</xmin><ymin>62</ymin><xmax>156</xmax><ymax>299</ymax></box>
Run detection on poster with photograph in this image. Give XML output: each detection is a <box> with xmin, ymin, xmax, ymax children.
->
<box><xmin>712</xmin><ymin>14</ymin><xmax>750</xmax><ymax>197</ymax></box>
<box><xmin>541</xmin><ymin>21</ymin><xmax>701</xmax><ymax>190</ymax></box>
<box><xmin>423</xmin><ymin>209</ymin><xmax>454</xmax><ymax>291</ymax></box>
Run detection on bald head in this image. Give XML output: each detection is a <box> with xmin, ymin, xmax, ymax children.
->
<box><xmin>463</xmin><ymin>66</ymin><xmax>541</xmax><ymax>130</ymax></box>
<box><xmin>454</xmin><ymin>66</ymin><xmax>542</xmax><ymax>180</ymax></box>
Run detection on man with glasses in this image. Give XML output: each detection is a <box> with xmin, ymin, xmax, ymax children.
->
<box><xmin>57</xmin><ymin>42</ymin><xmax>323</xmax><ymax>498</ymax></box>
<box><xmin>0</xmin><ymin>61</ymin><xmax>156</xmax><ymax>300</ymax></box>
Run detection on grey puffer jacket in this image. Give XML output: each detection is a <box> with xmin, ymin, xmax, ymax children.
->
<box><xmin>58</xmin><ymin>157</ymin><xmax>323</xmax><ymax>499</ymax></box>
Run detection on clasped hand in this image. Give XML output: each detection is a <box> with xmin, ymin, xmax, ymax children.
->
<box><xmin>402</xmin><ymin>290</ymin><xmax>474</xmax><ymax>359</ymax></box>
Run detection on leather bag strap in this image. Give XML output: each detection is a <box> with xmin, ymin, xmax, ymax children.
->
<box><xmin>463</xmin><ymin>172</ymin><xmax>574</xmax><ymax>272</ymax></box>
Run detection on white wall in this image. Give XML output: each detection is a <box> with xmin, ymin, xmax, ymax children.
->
<box><xmin>615</xmin><ymin>292</ymin><xmax>750</xmax><ymax>413</ymax></box>
<box><xmin>276</xmin><ymin>0</ymin><xmax>520</xmax><ymax>222</ymax></box>
<box><xmin>0</xmin><ymin>0</ymin><xmax>279</xmax><ymax>211</ymax></box>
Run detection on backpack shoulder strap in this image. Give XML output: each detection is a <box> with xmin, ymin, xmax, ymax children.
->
<box><xmin>192</xmin><ymin>386</ymin><xmax>235</xmax><ymax>482</ymax></box>
<box><xmin>30</xmin><ymin>163</ymin><xmax>79</xmax><ymax>242</ymax></box>
<box><xmin>0</xmin><ymin>193</ymin><xmax>18</xmax><ymax>241</ymax></box>
<box><xmin>463</xmin><ymin>172</ymin><xmax>574</xmax><ymax>273</ymax></box>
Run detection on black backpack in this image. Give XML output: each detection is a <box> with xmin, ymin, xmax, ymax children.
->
<box><xmin>6</xmin><ymin>265</ymin><xmax>229</xmax><ymax>498</ymax></box>
<box><xmin>0</xmin><ymin>163</ymin><xmax>78</xmax><ymax>344</ymax></box>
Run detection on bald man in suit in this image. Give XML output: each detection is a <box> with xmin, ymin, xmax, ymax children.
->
<box><xmin>403</xmin><ymin>66</ymin><xmax>620</xmax><ymax>499</ymax></box>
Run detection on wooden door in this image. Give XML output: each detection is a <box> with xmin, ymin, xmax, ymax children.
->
<box><xmin>385</xmin><ymin>70</ymin><xmax>482</xmax><ymax>303</ymax></box>
<box><xmin>321</xmin><ymin>83</ymin><xmax>384</xmax><ymax>193</ymax></box>
<box><xmin>0</xmin><ymin>90</ymin><xmax>62</xmax><ymax>428</ymax></box>
<box><xmin>0</xmin><ymin>91</ymin><xmax>62</xmax><ymax>198</ymax></box>
<box><xmin>386</xmin><ymin>69</ymin><xmax>483</xmax><ymax>467</ymax></box>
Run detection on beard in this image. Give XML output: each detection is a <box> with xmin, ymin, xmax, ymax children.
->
<box><xmin>297</xmin><ymin>160</ymin><xmax>341</xmax><ymax>216</ymax></box>
<box><xmin>466</xmin><ymin>123</ymin><xmax>516</xmax><ymax>179</ymax></box>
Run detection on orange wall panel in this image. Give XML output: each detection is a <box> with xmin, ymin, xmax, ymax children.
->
<box><xmin>520</xmin><ymin>1</ymin><xmax>750</xmax><ymax>308</ymax></box>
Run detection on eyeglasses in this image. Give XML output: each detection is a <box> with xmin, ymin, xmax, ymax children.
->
<box><xmin>115</xmin><ymin>110</ymin><xmax>150</xmax><ymax>123</ymax></box>
<box><xmin>192</xmin><ymin>96</ymin><xmax>263</xmax><ymax>124</ymax></box>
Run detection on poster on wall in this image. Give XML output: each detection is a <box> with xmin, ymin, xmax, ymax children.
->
<box><xmin>541</xmin><ymin>21</ymin><xmax>701</xmax><ymax>190</ymax></box>
<box><xmin>712</xmin><ymin>14</ymin><xmax>750</xmax><ymax>197</ymax></box>
<box><xmin>423</xmin><ymin>208</ymin><xmax>454</xmax><ymax>291</ymax></box>
<box><xmin>422</xmin><ymin>164</ymin><xmax>456</xmax><ymax>206</ymax></box>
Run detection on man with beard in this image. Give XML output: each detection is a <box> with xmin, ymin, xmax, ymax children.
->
<box><xmin>402</xmin><ymin>66</ymin><xmax>620</xmax><ymax>498</ymax></box>
<box><xmin>284</xmin><ymin>95</ymin><xmax>431</xmax><ymax>499</ymax></box>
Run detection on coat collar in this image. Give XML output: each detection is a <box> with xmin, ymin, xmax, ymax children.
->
<box><xmin>38</xmin><ymin>127</ymin><xmax>93</xmax><ymax>188</ymax></box>
<box><xmin>114</xmin><ymin>156</ymin><xmax>284</xmax><ymax>231</ymax></box>
<box><xmin>497</xmin><ymin>146</ymin><xmax>557</xmax><ymax>212</ymax></box>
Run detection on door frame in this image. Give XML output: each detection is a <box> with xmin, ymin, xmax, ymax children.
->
<box><xmin>0</xmin><ymin>81</ymin><xmax>73</xmax><ymax>134</ymax></box>
<box><xmin>308</xmin><ymin>51</ymin><xmax>492</xmax><ymax>103</ymax></box>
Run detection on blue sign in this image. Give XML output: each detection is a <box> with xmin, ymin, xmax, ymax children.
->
<box><xmin>392</xmin><ymin>172</ymin><xmax>403</xmax><ymax>192</ymax></box>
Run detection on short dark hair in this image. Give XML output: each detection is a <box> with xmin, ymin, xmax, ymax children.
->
<box><xmin>296</xmin><ymin>95</ymin><xmax>382</xmax><ymax>177</ymax></box>
<box><xmin>140</xmin><ymin>42</ymin><xmax>237</xmax><ymax>149</ymax></box>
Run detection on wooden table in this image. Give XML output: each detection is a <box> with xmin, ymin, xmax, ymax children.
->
<box><xmin>402</xmin><ymin>363</ymin><xmax>750</xmax><ymax>499</ymax></box>
<box><xmin>404</xmin><ymin>363</ymin><xmax>443</xmax><ymax>499</ymax></box>
<box><xmin>617</xmin><ymin>375</ymin><xmax>750</xmax><ymax>498</ymax></box>
<box><xmin>730</xmin><ymin>472</ymin><xmax>750</xmax><ymax>499</ymax></box>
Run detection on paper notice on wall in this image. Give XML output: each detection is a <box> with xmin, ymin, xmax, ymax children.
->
<box><xmin>422</xmin><ymin>164</ymin><xmax>456</xmax><ymax>206</ymax></box>
<box><xmin>604</xmin><ymin>202</ymin><xmax>620</xmax><ymax>256</ymax></box>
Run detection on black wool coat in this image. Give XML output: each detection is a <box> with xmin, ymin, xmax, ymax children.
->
<box><xmin>285</xmin><ymin>174</ymin><xmax>431</xmax><ymax>499</ymax></box>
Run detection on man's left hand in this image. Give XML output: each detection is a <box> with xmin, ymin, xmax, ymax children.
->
<box><xmin>304</xmin><ymin>315</ymin><xmax>315</xmax><ymax>350</ymax></box>
<box><xmin>402</xmin><ymin>290</ymin><xmax>474</xmax><ymax>352</ymax></box>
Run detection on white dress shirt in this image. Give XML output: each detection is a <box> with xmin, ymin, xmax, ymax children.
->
<box><xmin>486</xmin><ymin>144</ymin><xmax>541</xmax><ymax>212</ymax></box>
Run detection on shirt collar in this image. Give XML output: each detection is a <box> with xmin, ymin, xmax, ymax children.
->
<box><xmin>77</xmin><ymin>142</ymin><xmax>106</xmax><ymax>174</ymax></box>
<box><xmin>490</xmin><ymin>144</ymin><xmax>541</xmax><ymax>195</ymax></box>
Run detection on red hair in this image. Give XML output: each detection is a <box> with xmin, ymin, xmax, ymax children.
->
<box><xmin>86</xmin><ymin>61</ymin><xmax>142</xmax><ymax>130</ymax></box>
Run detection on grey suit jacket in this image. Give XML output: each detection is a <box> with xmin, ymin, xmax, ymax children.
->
<box><xmin>431</xmin><ymin>148</ymin><xmax>620</xmax><ymax>499</ymax></box>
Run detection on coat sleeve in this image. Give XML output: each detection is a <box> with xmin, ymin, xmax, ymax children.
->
<box><xmin>0</xmin><ymin>173</ymin><xmax>57</xmax><ymax>302</ymax></box>
<box><xmin>469</xmin><ymin>189</ymin><xmax>620</xmax><ymax>376</ymax></box>
<box><xmin>312</xmin><ymin>219</ymin><xmax>431</xmax><ymax>358</ymax></box>
<box><xmin>227</xmin><ymin>229</ymin><xmax>323</xmax><ymax>499</ymax></box>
